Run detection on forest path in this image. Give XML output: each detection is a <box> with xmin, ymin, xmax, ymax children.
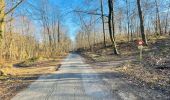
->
<box><xmin>12</xmin><ymin>53</ymin><xmax>167</xmax><ymax>100</ymax></box>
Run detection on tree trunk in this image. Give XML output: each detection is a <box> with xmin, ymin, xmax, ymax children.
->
<box><xmin>155</xmin><ymin>0</ymin><xmax>162</xmax><ymax>35</ymax></box>
<box><xmin>126</xmin><ymin>0</ymin><xmax>130</xmax><ymax>41</ymax></box>
<box><xmin>111</xmin><ymin>0</ymin><xmax>115</xmax><ymax>39</ymax></box>
<box><xmin>100</xmin><ymin>0</ymin><xmax>106</xmax><ymax>47</ymax></box>
<box><xmin>0</xmin><ymin>0</ymin><xmax>5</xmax><ymax>59</ymax></box>
<box><xmin>58</xmin><ymin>20</ymin><xmax>60</xmax><ymax>43</ymax></box>
<box><xmin>137</xmin><ymin>0</ymin><xmax>147</xmax><ymax>45</ymax></box>
<box><xmin>0</xmin><ymin>19</ymin><xmax>4</xmax><ymax>43</ymax></box>
<box><xmin>130</xmin><ymin>24</ymin><xmax>133</xmax><ymax>41</ymax></box>
<box><xmin>108</xmin><ymin>0</ymin><xmax>119</xmax><ymax>55</ymax></box>
<box><xmin>165</xmin><ymin>7</ymin><xmax>169</xmax><ymax>34</ymax></box>
<box><xmin>0</xmin><ymin>0</ymin><xmax>5</xmax><ymax>44</ymax></box>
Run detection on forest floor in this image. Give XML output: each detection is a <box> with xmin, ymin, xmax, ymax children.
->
<box><xmin>0</xmin><ymin>55</ymin><xmax>67</xmax><ymax>100</ymax></box>
<box><xmin>78</xmin><ymin>35</ymin><xmax>170</xmax><ymax>97</ymax></box>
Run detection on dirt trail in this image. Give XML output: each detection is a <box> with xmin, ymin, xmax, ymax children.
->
<box><xmin>12</xmin><ymin>54</ymin><xmax>169</xmax><ymax>100</ymax></box>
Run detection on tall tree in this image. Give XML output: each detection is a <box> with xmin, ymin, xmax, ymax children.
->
<box><xmin>58</xmin><ymin>20</ymin><xmax>60</xmax><ymax>43</ymax></box>
<box><xmin>164</xmin><ymin>3</ymin><xmax>169</xmax><ymax>34</ymax></box>
<box><xmin>155</xmin><ymin>0</ymin><xmax>162</xmax><ymax>35</ymax></box>
<box><xmin>137</xmin><ymin>0</ymin><xmax>147</xmax><ymax>45</ymax></box>
<box><xmin>108</xmin><ymin>0</ymin><xmax>119</xmax><ymax>55</ymax></box>
<box><xmin>0</xmin><ymin>0</ymin><xmax>24</xmax><ymax>42</ymax></box>
<box><xmin>0</xmin><ymin>0</ymin><xmax>5</xmax><ymax>44</ymax></box>
<box><xmin>100</xmin><ymin>0</ymin><xmax>106</xmax><ymax>47</ymax></box>
<box><xmin>126</xmin><ymin>0</ymin><xmax>130</xmax><ymax>41</ymax></box>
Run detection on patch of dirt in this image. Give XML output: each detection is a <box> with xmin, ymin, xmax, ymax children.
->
<box><xmin>0</xmin><ymin>75</ymin><xmax>38</xmax><ymax>100</ymax></box>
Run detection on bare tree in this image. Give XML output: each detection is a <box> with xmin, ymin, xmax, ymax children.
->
<box><xmin>137</xmin><ymin>0</ymin><xmax>147</xmax><ymax>45</ymax></box>
<box><xmin>108</xmin><ymin>0</ymin><xmax>119</xmax><ymax>55</ymax></box>
<box><xmin>100</xmin><ymin>0</ymin><xmax>106</xmax><ymax>47</ymax></box>
<box><xmin>164</xmin><ymin>4</ymin><xmax>170</xmax><ymax>34</ymax></box>
<box><xmin>126</xmin><ymin>0</ymin><xmax>130</xmax><ymax>41</ymax></box>
<box><xmin>155</xmin><ymin>0</ymin><xmax>162</xmax><ymax>35</ymax></box>
<box><xmin>0</xmin><ymin>0</ymin><xmax>25</xmax><ymax>43</ymax></box>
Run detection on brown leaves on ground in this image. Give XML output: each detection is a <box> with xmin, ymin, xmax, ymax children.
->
<box><xmin>115</xmin><ymin>62</ymin><xmax>170</xmax><ymax>88</ymax></box>
<box><xmin>79</xmin><ymin>36</ymin><xmax>170</xmax><ymax>95</ymax></box>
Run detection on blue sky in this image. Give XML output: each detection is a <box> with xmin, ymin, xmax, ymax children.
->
<box><xmin>50</xmin><ymin>0</ymin><xmax>82</xmax><ymax>41</ymax></box>
<box><xmin>14</xmin><ymin>0</ymin><xmax>85</xmax><ymax>41</ymax></box>
<box><xmin>15</xmin><ymin>0</ymin><xmax>170</xmax><ymax>41</ymax></box>
<box><xmin>30</xmin><ymin>0</ymin><xmax>84</xmax><ymax>41</ymax></box>
<box><xmin>48</xmin><ymin>0</ymin><xmax>97</xmax><ymax>41</ymax></box>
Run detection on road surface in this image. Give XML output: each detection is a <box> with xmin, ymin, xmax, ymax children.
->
<box><xmin>12</xmin><ymin>54</ymin><xmax>169</xmax><ymax>100</ymax></box>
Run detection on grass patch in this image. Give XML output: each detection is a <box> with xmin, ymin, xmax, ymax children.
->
<box><xmin>0</xmin><ymin>55</ymin><xmax>67</xmax><ymax>100</ymax></box>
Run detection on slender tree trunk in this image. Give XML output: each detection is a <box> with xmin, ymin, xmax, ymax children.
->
<box><xmin>155</xmin><ymin>15</ymin><xmax>158</xmax><ymax>35</ymax></box>
<box><xmin>126</xmin><ymin>0</ymin><xmax>130</xmax><ymax>41</ymax></box>
<box><xmin>108</xmin><ymin>0</ymin><xmax>119</xmax><ymax>55</ymax></box>
<box><xmin>46</xmin><ymin>26</ymin><xmax>53</xmax><ymax>57</ymax></box>
<box><xmin>0</xmin><ymin>0</ymin><xmax>5</xmax><ymax>44</ymax></box>
<box><xmin>0</xmin><ymin>19</ymin><xmax>4</xmax><ymax>43</ymax></box>
<box><xmin>130</xmin><ymin>24</ymin><xmax>133</xmax><ymax>41</ymax></box>
<box><xmin>155</xmin><ymin>0</ymin><xmax>162</xmax><ymax>35</ymax></box>
<box><xmin>137</xmin><ymin>0</ymin><xmax>148</xmax><ymax>45</ymax></box>
<box><xmin>0</xmin><ymin>0</ymin><xmax>5</xmax><ymax>59</ymax></box>
<box><xmin>119</xmin><ymin>19</ymin><xmax>122</xmax><ymax>35</ymax></box>
<box><xmin>111</xmin><ymin>0</ymin><xmax>115</xmax><ymax>39</ymax></box>
<box><xmin>100</xmin><ymin>0</ymin><xmax>106</xmax><ymax>47</ymax></box>
<box><xmin>87</xmin><ymin>31</ymin><xmax>92</xmax><ymax>51</ymax></box>
<box><xmin>58</xmin><ymin>20</ymin><xmax>60</xmax><ymax>43</ymax></box>
<box><xmin>165</xmin><ymin>7</ymin><xmax>169</xmax><ymax>34</ymax></box>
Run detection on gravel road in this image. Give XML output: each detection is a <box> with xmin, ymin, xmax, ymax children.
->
<box><xmin>12</xmin><ymin>54</ymin><xmax>169</xmax><ymax>100</ymax></box>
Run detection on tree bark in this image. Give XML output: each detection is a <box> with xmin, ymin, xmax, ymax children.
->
<box><xmin>0</xmin><ymin>0</ymin><xmax>5</xmax><ymax>43</ymax></box>
<box><xmin>58</xmin><ymin>20</ymin><xmax>60</xmax><ymax>43</ymax></box>
<box><xmin>126</xmin><ymin>0</ymin><xmax>130</xmax><ymax>41</ymax></box>
<box><xmin>108</xmin><ymin>0</ymin><xmax>119</xmax><ymax>55</ymax></box>
<box><xmin>100</xmin><ymin>0</ymin><xmax>106</xmax><ymax>47</ymax></box>
<box><xmin>137</xmin><ymin>0</ymin><xmax>148</xmax><ymax>45</ymax></box>
<box><xmin>165</xmin><ymin>7</ymin><xmax>169</xmax><ymax>34</ymax></box>
<box><xmin>155</xmin><ymin>0</ymin><xmax>162</xmax><ymax>35</ymax></box>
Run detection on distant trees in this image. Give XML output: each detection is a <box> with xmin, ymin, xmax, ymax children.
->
<box><xmin>28</xmin><ymin>0</ymin><xmax>71</xmax><ymax>57</ymax></box>
<box><xmin>1</xmin><ymin>0</ymin><xmax>169</xmax><ymax>61</ymax></box>
<box><xmin>75</xmin><ymin>0</ymin><xmax>169</xmax><ymax>53</ymax></box>
<box><xmin>75</xmin><ymin>0</ymin><xmax>119</xmax><ymax>54</ymax></box>
<box><xmin>0</xmin><ymin>0</ymin><xmax>71</xmax><ymax>62</ymax></box>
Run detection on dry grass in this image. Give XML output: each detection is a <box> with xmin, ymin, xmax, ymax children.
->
<box><xmin>0</xmin><ymin>56</ymin><xmax>66</xmax><ymax>100</ymax></box>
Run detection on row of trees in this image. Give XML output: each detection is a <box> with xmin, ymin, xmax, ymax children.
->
<box><xmin>75</xmin><ymin>0</ymin><xmax>170</xmax><ymax>54</ymax></box>
<box><xmin>0</xmin><ymin>0</ymin><xmax>71</xmax><ymax>62</ymax></box>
